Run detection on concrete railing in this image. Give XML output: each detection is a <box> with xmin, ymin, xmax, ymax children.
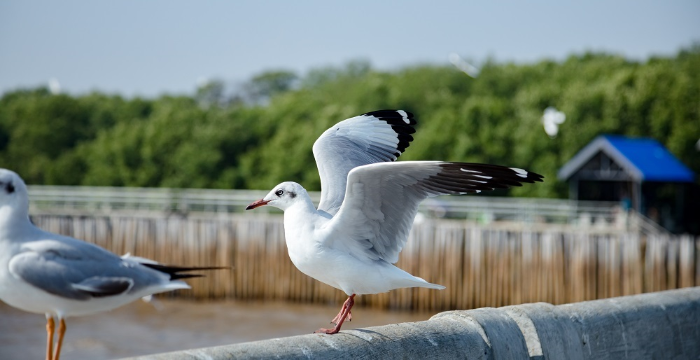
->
<box><xmin>128</xmin><ymin>287</ymin><xmax>700</xmax><ymax>359</ymax></box>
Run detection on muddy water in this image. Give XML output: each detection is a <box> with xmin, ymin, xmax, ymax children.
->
<box><xmin>0</xmin><ymin>299</ymin><xmax>434</xmax><ymax>359</ymax></box>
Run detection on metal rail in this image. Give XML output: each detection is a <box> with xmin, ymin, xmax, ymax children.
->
<box><xmin>26</xmin><ymin>185</ymin><xmax>619</xmax><ymax>222</ymax></box>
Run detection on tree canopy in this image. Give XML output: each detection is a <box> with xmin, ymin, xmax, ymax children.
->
<box><xmin>1</xmin><ymin>48</ymin><xmax>698</xmax><ymax>199</ymax></box>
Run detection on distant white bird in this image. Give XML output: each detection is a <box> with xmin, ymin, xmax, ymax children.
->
<box><xmin>48</xmin><ymin>78</ymin><xmax>61</xmax><ymax>95</ymax></box>
<box><xmin>247</xmin><ymin>110</ymin><xmax>543</xmax><ymax>334</ymax></box>
<box><xmin>542</xmin><ymin>107</ymin><xmax>566</xmax><ymax>137</ymax></box>
<box><xmin>0</xmin><ymin>169</ymin><xmax>226</xmax><ymax>360</ymax></box>
<box><xmin>449</xmin><ymin>53</ymin><xmax>480</xmax><ymax>78</ymax></box>
<box><xmin>196</xmin><ymin>76</ymin><xmax>210</xmax><ymax>88</ymax></box>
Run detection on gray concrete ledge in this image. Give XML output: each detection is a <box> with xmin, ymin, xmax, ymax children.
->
<box><xmin>129</xmin><ymin>287</ymin><xmax>700</xmax><ymax>359</ymax></box>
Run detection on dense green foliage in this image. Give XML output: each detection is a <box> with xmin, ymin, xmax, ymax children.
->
<box><xmin>1</xmin><ymin>49</ymin><xmax>698</xmax><ymax>198</ymax></box>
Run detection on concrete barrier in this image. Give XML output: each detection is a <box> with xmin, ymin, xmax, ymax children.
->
<box><xmin>128</xmin><ymin>287</ymin><xmax>700</xmax><ymax>359</ymax></box>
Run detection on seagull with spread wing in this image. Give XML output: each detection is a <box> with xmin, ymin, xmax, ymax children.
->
<box><xmin>246</xmin><ymin>110</ymin><xmax>543</xmax><ymax>334</ymax></box>
<box><xmin>0</xmin><ymin>168</ymin><xmax>227</xmax><ymax>360</ymax></box>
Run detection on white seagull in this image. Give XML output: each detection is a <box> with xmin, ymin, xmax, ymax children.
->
<box><xmin>246</xmin><ymin>110</ymin><xmax>543</xmax><ymax>334</ymax></box>
<box><xmin>0</xmin><ymin>168</ymin><xmax>226</xmax><ymax>360</ymax></box>
<box><xmin>542</xmin><ymin>106</ymin><xmax>566</xmax><ymax>138</ymax></box>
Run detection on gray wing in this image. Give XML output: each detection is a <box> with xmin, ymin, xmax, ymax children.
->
<box><xmin>329</xmin><ymin>161</ymin><xmax>544</xmax><ymax>263</ymax></box>
<box><xmin>8</xmin><ymin>236</ymin><xmax>167</xmax><ymax>300</ymax></box>
<box><xmin>313</xmin><ymin>110</ymin><xmax>416</xmax><ymax>215</ymax></box>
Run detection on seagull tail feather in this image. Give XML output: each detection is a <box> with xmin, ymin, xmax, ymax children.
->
<box><xmin>409</xmin><ymin>276</ymin><xmax>446</xmax><ymax>290</ymax></box>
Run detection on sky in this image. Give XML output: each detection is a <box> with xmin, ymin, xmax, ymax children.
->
<box><xmin>1</xmin><ymin>0</ymin><xmax>699</xmax><ymax>97</ymax></box>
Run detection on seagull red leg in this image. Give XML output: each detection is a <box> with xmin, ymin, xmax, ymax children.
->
<box><xmin>53</xmin><ymin>319</ymin><xmax>66</xmax><ymax>360</ymax></box>
<box><xmin>331</xmin><ymin>296</ymin><xmax>353</xmax><ymax>324</ymax></box>
<box><xmin>45</xmin><ymin>317</ymin><xmax>54</xmax><ymax>360</ymax></box>
<box><xmin>316</xmin><ymin>294</ymin><xmax>355</xmax><ymax>334</ymax></box>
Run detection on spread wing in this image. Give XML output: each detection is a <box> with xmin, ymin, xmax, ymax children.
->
<box><xmin>328</xmin><ymin>161</ymin><xmax>543</xmax><ymax>263</ymax></box>
<box><xmin>313</xmin><ymin>110</ymin><xmax>416</xmax><ymax>216</ymax></box>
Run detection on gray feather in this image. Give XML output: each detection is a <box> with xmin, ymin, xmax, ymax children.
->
<box><xmin>9</xmin><ymin>236</ymin><xmax>170</xmax><ymax>300</ymax></box>
<box><xmin>330</xmin><ymin>161</ymin><xmax>543</xmax><ymax>264</ymax></box>
<box><xmin>313</xmin><ymin>111</ymin><xmax>416</xmax><ymax>215</ymax></box>
<box><xmin>72</xmin><ymin>277</ymin><xmax>134</xmax><ymax>297</ymax></box>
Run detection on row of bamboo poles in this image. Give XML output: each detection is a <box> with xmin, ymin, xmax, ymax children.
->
<box><xmin>30</xmin><ymin>213</ymin><xmax>700</xmax><ymax>312</ymax></box>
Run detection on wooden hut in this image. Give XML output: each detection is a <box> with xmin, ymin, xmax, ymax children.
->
<box><xmin>558</xmin><ymin>135</ymin><xmax>695</xmax><ymax>233</ymax></box>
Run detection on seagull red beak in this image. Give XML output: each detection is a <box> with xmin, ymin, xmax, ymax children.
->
<box><xmin>246</xmin><ymin>199</ymin><xmax>270</xmax><ymax>210</ymax></box>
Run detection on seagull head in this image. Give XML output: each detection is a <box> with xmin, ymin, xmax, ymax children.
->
<box><xmin>246</xmin><ymin>182</ymin><xmax>307</xmax><ymax>211</ymax></box>
<box><xmin>0</xmin><ymin>168</ymin><xmax>29</xmax><ymax>215</ymax></box>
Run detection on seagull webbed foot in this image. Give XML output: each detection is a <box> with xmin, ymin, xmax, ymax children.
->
<box><xmin>314</xmin><ymin>327</ymin><xmax>341</xmax><ymax>335</ymax></box>
<box><xmin>318</xmin><ymin>294</ymin><xmax>355</xmax><ymax>334</ymax></box>
<box><xmin>331</xmin><ymin>310</ymin><xmax>352</xmax><ymax>324</ymax></box>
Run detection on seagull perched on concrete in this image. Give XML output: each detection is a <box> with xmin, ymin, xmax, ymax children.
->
<box><xmin>246</xmin><ymin>110</ymin><xmax>543</xmax><ymax>334</ymax></box>
<box><xmin>0</xmin><ymin>168</ymin><xmax>226</xmax><ymax>360</ymax></box>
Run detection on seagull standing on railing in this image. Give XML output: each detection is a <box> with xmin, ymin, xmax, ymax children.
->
<box><xmin>0</xmin><ymin>168</ymin><xmax>227</xmax><ymax>360</ymax></box>
<box><xmin>246</xmin><ymin>110</ymin><xmax>543</xmax><ymax>334</ymax></box>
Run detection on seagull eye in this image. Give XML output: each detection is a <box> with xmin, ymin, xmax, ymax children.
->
<box><xmin>275</xmin><ymin>189</ymin><xmax>284</xmax><ymax>197</ymax></box>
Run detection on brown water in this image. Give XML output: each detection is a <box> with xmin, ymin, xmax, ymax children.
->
<box><xmin>0</xmin><ymin>299</ymin><xmax>433</xmax><ymax>359</ymax></box>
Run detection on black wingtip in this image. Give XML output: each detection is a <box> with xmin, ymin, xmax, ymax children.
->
<box><xmin>142</xmin><ymin>263</ymin><xmax>231</xmax><ymax>281</ymax></box>
<box><xmin>362</xmin><ymin>109</ymin><xmax>417</xmax><ymax>156</ymax></box>
<box><xmin>432</xmin><ymin>162</ymin><xmax>544</xmax><ymax>194</ymax></box>
<box><xmin>170</xmin><ymin>273</ymin><xmax>206</xmax><ymax>280</ymax></box>
<box><xmin>362</xmin><ymin>109</ymin><xmax>417</xmax><ymax>126</ymax></box>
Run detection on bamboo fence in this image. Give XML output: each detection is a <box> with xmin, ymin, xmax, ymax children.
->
<box><xmin>30</xmin><ymin>213</ymin><xmax>699</xmax><ymax>312</ymax></box>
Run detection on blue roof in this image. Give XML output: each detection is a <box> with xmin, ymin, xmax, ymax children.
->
<box><xmin>603</xmin><ymin>135</ymin><xmax>694</xmax><ymax>182</ymax></box>
<box><xmin>558</xmin><ymin>135</ymin><xmax>695</xmax><ymax>183</ymax></box>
